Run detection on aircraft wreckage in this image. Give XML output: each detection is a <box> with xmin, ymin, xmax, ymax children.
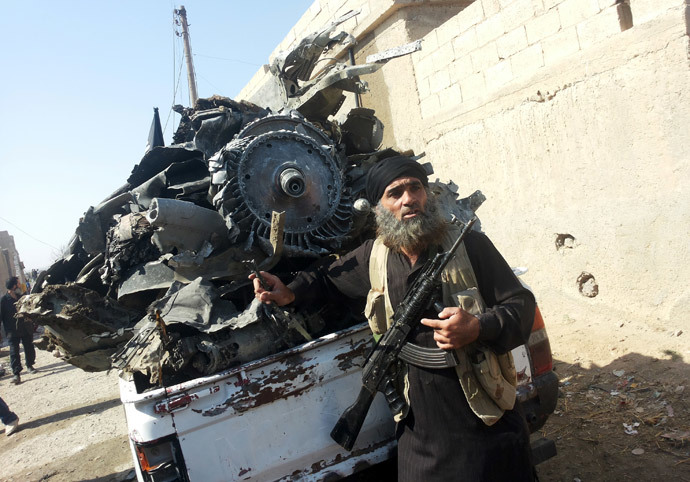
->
<box><xmin>17</xmin><ymin>12</ymin><xmax>483</xmax><ymax>391</ymax></box>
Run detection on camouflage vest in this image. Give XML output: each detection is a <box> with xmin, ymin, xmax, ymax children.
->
<box><xmin>364</xmin><ymin>227</ymin><xmax>517</xmax><ymax>425</ymax></box>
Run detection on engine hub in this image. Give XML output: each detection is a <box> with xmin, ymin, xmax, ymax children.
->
<box><xmin>212</xmin><ymin>124</ymin><xmax>353</xmax><ymax>256</ymax></box>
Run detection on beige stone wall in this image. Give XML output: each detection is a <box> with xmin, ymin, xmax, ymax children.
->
<box><xmin>237</xmin><ymin>0</ymin><xmax>690</xmax><ymax>334</ymax></box>
<box><xmin>0</xmin><ymin>231</ymin><xmax>27</xmax><ymax>291</ymax></box>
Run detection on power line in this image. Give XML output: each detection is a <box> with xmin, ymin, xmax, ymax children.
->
<box><xmin>196</xmin><ymin>72</ymin><xmax>223</xmax><ymax>95</ymax></box>
<box><xmin>0</xmin><ymin>216</ymin><xmax>61</xmax><ymax>251</ymax></box>
<box><xmin>167</xmin><ymin>8</ymin><xmax>178</xmax><ymax>137</ymax></box>
<box><xmin>194</xmin><ymin>52</ymin><xmax>261</xmax><ymax>67</ymax></box>
<box><xmin>164</xmin><ymin>12</ymin><xmax>186</xmax><ymax>137</ymax></box>
<box><xmin>165</xmin><ymin>50</ymin><xmax>185</xmax><ymax>134</ymax></box>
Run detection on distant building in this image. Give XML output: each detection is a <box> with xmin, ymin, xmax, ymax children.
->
<box><xmin>0</xmin><ymin>231</ymin><xmax>27</xmax><ymax>293</ymax></box>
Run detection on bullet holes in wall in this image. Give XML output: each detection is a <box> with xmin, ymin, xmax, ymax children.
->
<box><xmin>577</xmin><ymin>272</ymin><xmax>599</xmax><ymax>298</ymax></box>
<box><xmin>555</xmin><ymin>234</ymin><xmax>575</xmax><ymax>251</ymax></box>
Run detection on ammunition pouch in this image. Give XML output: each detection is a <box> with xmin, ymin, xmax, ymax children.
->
<box><xmin>364</xmin><ymin>288</ymin><xmax>388</xmax><ymax>336</ymax></box>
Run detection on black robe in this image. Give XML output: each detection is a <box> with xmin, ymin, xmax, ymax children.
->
<box><xmin>289</xmin><ymin>230</ymin><xmax>536</xmax><ymax>481</ymax></box>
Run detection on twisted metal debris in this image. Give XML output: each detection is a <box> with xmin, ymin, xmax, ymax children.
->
<box><xmin>17</xmin><ymin>12</ymin><xmax>481</xmax><ymax>391</ymax></box>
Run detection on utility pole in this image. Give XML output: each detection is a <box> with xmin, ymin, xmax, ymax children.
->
<box><xmin>174</xmin><ymin>5</ymin><xmax>198</xmax><ymax>106</ymax></box>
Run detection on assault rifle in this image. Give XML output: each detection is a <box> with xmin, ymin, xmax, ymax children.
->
<box><xmin>330</xmin><ymin>215</ymin><xmax>478</xmax><ymax>450</ymax></box>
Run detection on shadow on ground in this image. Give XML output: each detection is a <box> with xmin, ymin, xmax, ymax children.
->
<box><xmin>538</xmin><ymin>352</ymin><xmax>689</xmax><ymax>481</ymax></box>
<box><xmin>83</xmin><ymin>468</ymin><xmax>137</xmax><ymax>482</ymax></box>
<box><xmin>20</xmin><ymin>397</ymin><xmax>121</xmax><ymax>430</ymax></box>
<box><xmin>341</xmin><ymin>352</ymin><xmax>689</xmax><ymax>481</ymax></box>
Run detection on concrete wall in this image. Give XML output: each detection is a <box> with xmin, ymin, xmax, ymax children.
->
<box><xmin>237</xmin><ymin>0</ymin><xmax>690</xmax><ymax>334</ymax></box>
<box><xmin>0</xmin><ymin>231</ymin><xmax>27</xmax><ymax>292</ymax></box>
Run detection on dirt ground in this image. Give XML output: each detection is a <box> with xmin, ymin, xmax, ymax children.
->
<box><xmin>536</xmin><ymin>308</ymin><xmax>690</xmax><ymax>482</ymax></box>
<box><xmin>1</xmin><ymin>311</ymin><xmax>688</xmax><ymax>481</ymax></box>
<box><xmin>0</xmin><ymin>339</ymin><xmax>133</xmax><ymax>482</ymax></box>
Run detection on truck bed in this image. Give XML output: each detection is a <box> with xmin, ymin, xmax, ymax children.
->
<box><xmin>120</xmin><ymin>322</ymin><xmax>396</xmax><ymax>481</ymax></box>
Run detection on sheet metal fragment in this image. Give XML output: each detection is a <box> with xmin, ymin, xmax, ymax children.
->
<box><xmin>17</xmin><ymin>16</ymin><xmax>459</xmax><ymax>391</ymax></box>
<box><xmin>147</xmin><ymin>197</ymin><xmax>228</xmax><ymax>253</ymax></box>
<box><xmin>365</xmin><ymin>39</ymin><xmax>423</xmax><ymax>63</ymax></box>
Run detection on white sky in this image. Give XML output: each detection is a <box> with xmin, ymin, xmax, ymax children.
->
<box><xmin>0</xmin><ymin>0</ymin><xmax>313</xmax><ymax>270</ymax></box>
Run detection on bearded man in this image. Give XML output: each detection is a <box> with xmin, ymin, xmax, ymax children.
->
<box><xmin>253</xmin><ymin>156</ymin><xmax>536</xmax><ymax>481</ymax></box>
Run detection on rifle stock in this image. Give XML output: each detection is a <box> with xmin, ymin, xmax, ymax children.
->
<box><xmin>330</xmin><ymin>387</ymin><xmax>375</xmax><ymax>451</ymax></box>
<box><xmin>330</xmin><ymin>216</ymin><xmax>478</xmax><ymax>450</ymax></box>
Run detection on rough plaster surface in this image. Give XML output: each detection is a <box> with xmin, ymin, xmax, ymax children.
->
<box><xmin>422</xmin><ymin>10</ymin><xmax>689</xmax><ymax>332</ymax></box>
<box><xmin>237</xmin><ymin>0</ymin><xmax>689</xmax><ymax>334</ymax></box>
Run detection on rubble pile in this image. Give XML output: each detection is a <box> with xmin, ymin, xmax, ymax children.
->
<box><xmin>17</xmin><ymin>11</ymin><xmax>481</xmax><ymax>391</ymax></box>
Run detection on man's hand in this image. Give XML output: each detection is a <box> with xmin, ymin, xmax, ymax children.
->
<box><xmin>421</xmin><ymin>307</ymin><xmax>480</xmax><ymax>350</ymax></box>
<box><xmin>250</xmin><ymin>271</ymin><xmax>295</xmax><ymax>307</ymax></box>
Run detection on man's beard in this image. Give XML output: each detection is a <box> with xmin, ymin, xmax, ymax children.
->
<box><xmin>375</xmin><ymin>192</ymin><xmax>447</xmax><ymax>253</ymax></box>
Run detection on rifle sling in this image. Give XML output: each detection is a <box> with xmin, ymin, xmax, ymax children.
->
<box><xmin>398</xmin><ymin>342</ymin><xmax>459</xmax><ymax>368</ymax></box>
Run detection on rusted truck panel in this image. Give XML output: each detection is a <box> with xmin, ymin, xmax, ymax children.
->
<box><xmin>120</xmin><ymin>323</ymin><xmax>396</xmax><ymax>481</ymax></box>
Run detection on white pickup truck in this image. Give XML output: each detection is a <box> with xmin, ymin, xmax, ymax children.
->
<box><xmin>119</xmin><ymin>298</ymin><xmax>558</xmax><ymax>481</ymax></box>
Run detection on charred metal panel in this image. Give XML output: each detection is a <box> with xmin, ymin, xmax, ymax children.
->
<box><xmin>17</xmin><ymin>284</ymin><xmax>139</xmax><ymax>371</ymax></box>
<box><xmin>119</xmin><ymin>324</ymin><xmax>395</xmax><ymax>480</ymax></box>
<box><xmin>19</xmin><ymin>14</ymin><xmax>451</xmax><ymax>390</ymax></box>
<box><xmin>146</xmin><ymin>198</ymin><xmax>227</xmax><ymax>253</ymax></box>
<box><xmin>127</xmin><ymin>145</ymin><xmax>202</xmax><ymax>188</ymax></box>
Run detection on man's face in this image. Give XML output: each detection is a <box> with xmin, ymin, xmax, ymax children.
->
<box><xmin>379</xmin><ymin>177</ymin><xmax>428</xmax><ymax>221</ymax></box>
<box><xmin>375</xmin><ymin>176</ymin><xmax>446</xmax><ymax>254</ymax></box>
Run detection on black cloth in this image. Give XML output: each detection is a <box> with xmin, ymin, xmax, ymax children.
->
<box><xmin>289</xmin><ymin>230</ymin><xmax>536</xmax><ymax>481</ymax></box>
<box><xmin>0</xmin><ymin>396</ymin><xmax>18</xmax><ymax>425</ymax></box>
<box><xmin>1</xmin><ymin>293</ymin><xmax>21</xmax><ymax>334</ymax></box>
<box><xmin>289</xmin><ymin>231</ymin><xmax>535</xmax><ymax>353</ymax></box>
<box><xmin>9</xmin><ymin>331</ymin><xmax>36</xmax><ymax>375</ymax></box>
<box><xmin>2</xmin><ymin>292</ymin><xmax>36</xmax><ymax>375</ymax></box>
<box><xmin>365</xmin><ymin>156</ymin><xmax>429</xmax><ymax>203</ymax></box>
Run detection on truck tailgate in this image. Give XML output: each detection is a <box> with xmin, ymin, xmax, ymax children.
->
<box><xmin>121</xmin><ymin>323</ymin><xmax>396</xmax><ymax>481</ymax></box>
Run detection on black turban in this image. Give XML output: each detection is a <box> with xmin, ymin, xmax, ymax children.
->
<box><xmin>365</xmin><ymin>156</ymin><xmax>429</xmax><ymax>203</ymax></box>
